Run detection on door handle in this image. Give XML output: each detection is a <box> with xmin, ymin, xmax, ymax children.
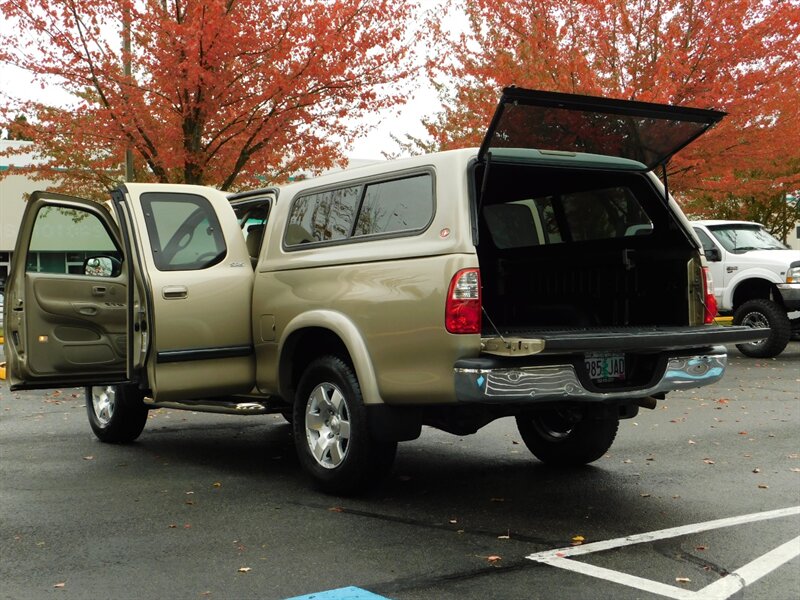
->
<box><xmin>92</xmin><ymin>286</ymin><xmax>107</xmax><ymax>296</ymax></box>
<box><xmin>162</xmin><ymin>286</ymin><xmax>188</xmax><ymax>299</ymax></box>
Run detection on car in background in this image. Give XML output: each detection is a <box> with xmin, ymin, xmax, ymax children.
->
<box><xmin>692</xmin><ymin>220</ymin><xmax>800</xmax><ymax>357</ymax></box>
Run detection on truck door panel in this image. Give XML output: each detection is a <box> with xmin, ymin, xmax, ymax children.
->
<box><xmin>119</xmin><ymin>184</ymin><xmax>256</xmax><ymax>402</ymax></box>
<box><xmin>4</xmin><ymin>194</ymin><xmax>129</xmax><ymax>389</ymax></box>
<box><xmin>24</xmin><ymin>275</ymin><xmax>127</xmax><ymax>375</ymax></box>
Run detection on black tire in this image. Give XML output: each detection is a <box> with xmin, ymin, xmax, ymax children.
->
<box><xmin>733</xmin><ymin>298</ymin><xmax>791</xmax><ymax>358</ymax></box>
<box><xmin>293</xmin><ymin>356</ymin><xmax>397</xmax><ymax>495</ymax></box>
<box><xmin>515</xmin><ymin>409</ymin><xmax>618</xmax><ymax>466</ymax></box>
<box><xmin>86</xmin><ymin>385</ymin><xmax>148</xmax><ymax>443</ymax></box>
<box><xmin>279</xmin><ymin>408</ymin><xmax>294</xmax><ymax>425</ymax></box>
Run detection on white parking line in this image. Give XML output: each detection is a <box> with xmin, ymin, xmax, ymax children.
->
<box><xmin>527</xmin><ymin>506</ymin><xmax>800</xmax><ymax>600</ymax></box>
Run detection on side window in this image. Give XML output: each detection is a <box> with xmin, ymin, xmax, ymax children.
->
<box><xmin>27</xmin><ymin>207</ymin><xmax>120</xmax><ymax>275</ymax></box>
<box><xmin>693</xmin><ymin>228</ymin><xmax>718</xmax><ymax>255</ymax></box>
<box><xmin>353</xmin><ymin>174</ymin><xmax>433</xmax><ymax>237</ymax></box>
<box><xmin>140</xmin><ymin>193</ymin><xmax>226</xmax><ymax>271</ymax></box>
<box><xmin>233</xmin><ymin>199</ymin><xmax>272</xmax><ymax>262</ymax></box>
<box><xmin>287</xmin><ymin>186</ymin><xmax>361</xmax><ymax>245</ymax></box>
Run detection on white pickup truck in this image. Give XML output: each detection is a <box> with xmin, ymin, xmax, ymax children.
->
<box><xmin>692</xmin><ymin>220</ymin><xmax>800</xmax><ymax>357</ymax></box>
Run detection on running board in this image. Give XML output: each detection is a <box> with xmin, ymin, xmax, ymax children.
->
<box><xmin>143</xmin><ymin>396</ymin><xmax>277</xmax><ymax>415</ymax></box>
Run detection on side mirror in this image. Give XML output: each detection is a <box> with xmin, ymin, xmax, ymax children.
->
<box><xmin>705</xmin><ymin>247</ymin><xmax>721</xmax><ymax>262</ymax></box>
<box><xmin>84</xmin><ymin>256</ymin><xmax>122</xmax><ymax>277</ymax></box>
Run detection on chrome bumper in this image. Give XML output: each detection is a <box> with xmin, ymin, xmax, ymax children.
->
<box><xmin>454</xmin><ymin>345</ymin><xmax>727</xmax><ymax>404</ymax></box>
<box><xmin>777</xmin><ymin>283</ymin><xmax>800</xmax><ymax>311</ymax></box>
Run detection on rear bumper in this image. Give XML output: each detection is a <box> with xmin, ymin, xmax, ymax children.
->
<box><xmin>454</xmin><ymin>345</ymin><xmax>727</xmax><ymax>404</ymax></box>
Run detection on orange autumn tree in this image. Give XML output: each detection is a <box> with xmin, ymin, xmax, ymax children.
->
<box><xmin>0</xmin><ymin>0</ymin><xmax>416</xmax><ymax>196</ymax></box>
<box><xmin>417</xmin><ymin>0</ymin><xmax>800</xmax><ymax>235</ymax></box>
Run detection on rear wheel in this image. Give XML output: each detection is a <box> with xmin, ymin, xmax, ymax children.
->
<box><xmin>516</xmin><ymin>409</ymin><xmax>618</xmax><ymax>466</ymax></box>
<box><xmin>293</xmin><ymin>356</ymin><xmax>396</xmax><ymax>495</ymax></box>
<box><xmin>86</xmin><ymin>385</ymin><xmax>148</xmax><ymax>443</ymax></box>
<box><xmin>733</xmin><ymin>298</ymin><xmax>791</xmax><ymax>358</ymax></box>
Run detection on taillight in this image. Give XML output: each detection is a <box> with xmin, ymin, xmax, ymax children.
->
<box><xmin>701</xmin><ymin>266</ymin><xmax>718</xmax><ymax>324</ymax></box>
<box><xmin>446</xmin><ymin>268</ymin><xmax>481</xmax><ymax>334</ymax></box>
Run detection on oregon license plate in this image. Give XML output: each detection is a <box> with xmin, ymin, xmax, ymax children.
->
<box><xmin>585</xmin><ymin>353</ymin><xmax>625</xmax><ymax>382</ymax></box>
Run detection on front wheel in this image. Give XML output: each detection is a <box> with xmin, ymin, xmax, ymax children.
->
<box><xmin>733</xmin><ymin>298</ymin><xmax>791</xmax><ymax>358</ymax></box>
<box><xmin>86</xmin><ymin>385</ymin><xmax>148</xmax><ymax>443</ymax></box>
<box><xmin>293</xmin><ymin>356</ymin><xmax>397</xmax><ymax>495</ymax></box>
<box><xmin>516</xmin><ymin>409</ymin><xmax>618</xmax><ymax>466</ymax></box>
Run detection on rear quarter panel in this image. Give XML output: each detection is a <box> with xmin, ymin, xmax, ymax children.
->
<box><xmin>253</xmin><ymin>154</ymin><xmax>480</xmax><ymax>405</ymax></box>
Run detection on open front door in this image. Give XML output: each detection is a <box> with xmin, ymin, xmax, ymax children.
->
<box><xmin>4</xmin><ymin>192</ymin><xmax>130</xmax><ymax>390</ymax></box>
<box><xmin>115</xmin><ymin>183</ymin><xmax>255</xmax><ymax>403</ymax></box>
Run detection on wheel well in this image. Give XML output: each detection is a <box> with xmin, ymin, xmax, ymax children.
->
<box><xmin>732</xmin><ymin>278</ymin><xmax>782</xmax><ymax>310</ymax></box>
<box><xmin>278</xmin><ymin>327</ymin><xmax>352</xmax><ymax>402</ymax></box>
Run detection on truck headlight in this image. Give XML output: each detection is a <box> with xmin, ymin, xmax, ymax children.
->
<box><xmin>787</xmin><ymin>266</ymin><xmax>800</xmax><ymax>284</ymax></box>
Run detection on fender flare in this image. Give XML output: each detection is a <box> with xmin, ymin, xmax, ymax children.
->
<box><xmin>278</xmin><ymin>309</ymin><xmax>383</xmax><ymax>405</ymax></box>
<box><xmin>725</xmin><ymin>270</ymin><xmax>782</xmax><ymax>308</ymax></box>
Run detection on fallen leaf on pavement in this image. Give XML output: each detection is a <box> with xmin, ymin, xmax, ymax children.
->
<box><xmin>328</xmin><ymin>507</ymin><xmax>344</xmax><ymax>512</ymax></box>
<box><xmin>640</xmin><ymin>493</ymin><xmax>651</xmax><ymax>497</ymax></box>
<box><xmin>695</xmin><ymin>545</ymin><xmax>708</xmax><ymax>551</ymax></box>
<box><xmin>487</xmin><ymin>555</ymin><xmax>501</xmax><ymax>563</ymax></box>
<box><xmin>213</xmin><ymin>482</ymin><xmax>222</xmax><ymax>488</ymax></box>
<box><xmin>238</xmin><ymin>567</ymin><xmax>251</xmax><ymax>573</ymax></box>
<box><xmin>571</xmin><ymin>535</ymin><xmax>585</xmax><ymax>545</ymax></box>
<box><xmin>703</xmin><ymin>459</ymin><xmax>715</xmax><ymax>465</ymax></box>
<box><xmin>676</xmin><ymin>577</ymin><xmax>691</xmax><ymax>584</ymax></box>
<box><xmin>54</xmin><ymin>582</ymin><xmax>66</xmax><ymax>589</ymax></box>
<box><xmin>752</xmin><ymin>467</ymin><xmax>761</xmax><ymax>474</ymax></box>
<box><xmin>82</xmin><ymin>456</ymin><xmax>94</xmax><ymax>461</ymax></box>
<box><xmin>758</xmin><ymin>484</ymin><xmax>769</xmax><ymax>489</ymax></box>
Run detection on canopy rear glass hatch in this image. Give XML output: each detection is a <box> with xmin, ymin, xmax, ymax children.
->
<box><xmin>479</xmin><ymin>88</ymin><xmax>726</xmax><ymax>170</ymax></box>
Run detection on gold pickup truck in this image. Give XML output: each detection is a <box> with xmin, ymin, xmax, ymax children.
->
<box><xmin>2</xmin><ymin>88</ymin><xmax>765</xmax><ymax>494</ymax></box>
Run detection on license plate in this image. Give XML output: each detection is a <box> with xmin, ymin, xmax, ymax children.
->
<box><xmin>585</xmin><ymin>353</ymin><xmax>625</xmax><ymax>382</ymax></box>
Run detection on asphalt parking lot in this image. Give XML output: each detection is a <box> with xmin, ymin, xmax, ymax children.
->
<box><xmin>1</xmin><ymin>343</ymin><xmax>799</xmax><ymax>600</ymax></box>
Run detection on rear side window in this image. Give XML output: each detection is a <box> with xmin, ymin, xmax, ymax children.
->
<box><xmin>141</xmin><ymin>193</ymin><xmax>226</xmax><ymax>271</ymax></box>
<box><xmin>285</xmin><ymin>173</ymin><xmax>434</xmax><ymax>247</ymax></box>
<box><xmin>354</xmin><ymin>175</ymin><xmax>433</xmax><ymax>237</ymax></box>
<box><xmin>287</xmin><ymin>186</ymin><xmax>361</xmax><ymax>244</ymax></box>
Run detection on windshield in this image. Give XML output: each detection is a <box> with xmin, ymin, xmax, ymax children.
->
<box><xmin>707</xmin><ymin>225</ymin><xmax>786</xmax><ymax>253</ymax></box>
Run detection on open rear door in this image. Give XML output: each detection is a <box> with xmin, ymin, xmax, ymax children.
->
<box><xmin>114</xmin><ymin>183</ymin><xmax>255</xmax><ymax>403</ymax></box>
<box><xmin>4</xmin><ymin>193</ymin><xmax>131</xmax><ymax>390</ymax></box>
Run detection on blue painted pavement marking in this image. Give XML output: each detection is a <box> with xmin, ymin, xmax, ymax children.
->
<box><xmin>285</xmin><ymin>586</ymin><xmax>390</xmax><ymax>600</ymax></box>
